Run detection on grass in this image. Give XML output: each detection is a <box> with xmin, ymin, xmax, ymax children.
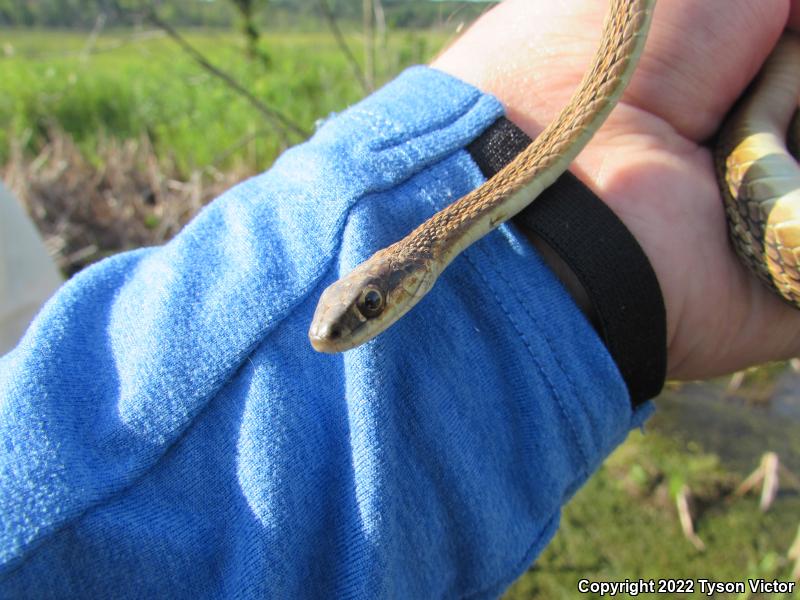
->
<box><xmin>505</xmin><ymin>430</ymin><xmax>800</xmax><ymax>599</ymax></box>
<box><xmin>0</xmin><ymin>28</ymin><xmax>446</xmax><ymax>173</ymax></box>
<box><xmin>0</xmin><ymin>27</ymin><xmax>449</xmax><ymax>273</ymax></box>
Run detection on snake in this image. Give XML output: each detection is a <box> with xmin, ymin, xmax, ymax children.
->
<box><xmin>716</xmin><ymin>32</ymin><xmax>800</xmax><ymax>306</ymax></box>
<box><xmin>308</xmin><ymin>0</ymin><xmax>800</xmax><ymax>353</ymax></box>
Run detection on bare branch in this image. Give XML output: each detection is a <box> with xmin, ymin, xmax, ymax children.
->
<box><xmin>80</xmin><ymin>13</ymin><xmax>107</xmax><ymax>62</ymax></box>
<box><xmin>316</xmin><ymin>0</ymin><xmax>369</xmax><ymax>94</ymax></box>
<box><xmin>362</xmin><ymin>0</ymin><xmax>374</xmax><ymax>91</ymax></box>
<box><xmin>147</xmin><ymin>11</ymin><xmax>309</xmax><ymax>141</ymax></box>
<box><xmin>374</xmin><ymin>0</ymin><xmax>386</xmax><ymax>48</ymax></box>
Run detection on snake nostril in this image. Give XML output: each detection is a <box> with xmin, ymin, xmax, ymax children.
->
<box><xmin>329</xmin><ymin>327</ymin><xmax>341</xmax><ymax>340</ymax></box>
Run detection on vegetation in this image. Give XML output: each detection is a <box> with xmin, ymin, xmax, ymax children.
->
<box><xmin>0</xmin><ymin>0</ymin><xmax>492</xmax><ymax>30</ymax></box>
<box><xmin>1</xmin><ymin>10</ymin><xmax>799</xmax><ymax>598</ymax></box>
<box><xmin>0</xmin><ymin>29</ymin><xmax>446</xmax><ymax>171</ymax></box>
<box><xmin>0</xmin><ymin>26</ymin><xmax>451</xmax><ymax>272</ymax></box>
<box><xmin>506</xmin><ymin>428</ymin><xmax>800</xmax><ymax>599</ymax></box>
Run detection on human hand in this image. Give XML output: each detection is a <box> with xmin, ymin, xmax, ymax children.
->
<box><xmin>432</xmin><ymin>0</ymin><xmax>800</xmax><ymax>380</ymax></box>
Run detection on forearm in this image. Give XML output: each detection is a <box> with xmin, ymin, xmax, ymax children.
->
<box><xmin>1</xmin><ymin>66</ymin><xmax>648</xmax><ymax>597</ymax></box>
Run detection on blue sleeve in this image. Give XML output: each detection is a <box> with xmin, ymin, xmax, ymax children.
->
<box><xmin>0</xmin><ymin>66</ymin><xmax>651</xmax><ymax>599</ymax></box>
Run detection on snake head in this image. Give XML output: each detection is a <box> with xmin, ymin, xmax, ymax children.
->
<box><xmin>308</xmin><ymin>250</ymin><xmax>435</xmax><ymax>353</ymax></box>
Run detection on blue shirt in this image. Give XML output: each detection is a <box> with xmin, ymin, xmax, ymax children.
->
<box><xmin>0</xmin><ymin>66</ymin><xmax>651</xmax><ymax>599</ymax></box>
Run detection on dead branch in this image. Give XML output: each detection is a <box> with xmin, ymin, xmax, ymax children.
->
<box><xmin>676</xmin><ymin>485</ymin><xmax>706</xmax><ymax>551</ymax></box>
<box><xmin>735</xmin><ymin>452</ymin><xmax>781</xmax><ymax>512</ymax></box>
<box><xmin>80</xmin><ymin>13</ymin><xmax>107</xmax><ymax>62</ymax></box>
<box><xmin>316</xmin><ymin>0</ymin><xmax>369</xmax><ymax>94</ymax></box>
<box><xmin>146</xmin><ymin>11</ymin><xmax>309</xmax><ymax>142</ymax></box>
<box><xmin>362</xmin><ymin>0</ymin><xmax>375</xmax><ymax>91</ymax></box>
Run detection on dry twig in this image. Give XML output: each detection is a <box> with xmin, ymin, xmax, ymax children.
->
<box><xmin>734</xmin><ymin>452</ymin><xmax>799</xmax><ymax>512</ymax></box>
<box><xmin>675</xmin><ymin>485</ymin><xmax>706</xmax><ymax>551</ymax></box>
<box><xmin>146</xmin><ymin>11</ymin><xmax>308</xmax><ymax>142</ymax></box>
<box><xmin>316</xmin><ymin>0</ymin><xmax>370</xmax><ymax>94</ymax></box>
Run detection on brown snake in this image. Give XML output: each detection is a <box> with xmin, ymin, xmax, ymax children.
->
<box><xmin>309</xmin><ymin>0</ymin><xmax>800</xmax><ymax>353</ymax></box>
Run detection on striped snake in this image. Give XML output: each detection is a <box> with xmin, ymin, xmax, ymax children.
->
<box><xmin>716</xmin><ymin>33</ymin><xmax>800</xmax><ymax>306</ymax></box>
<box><xmin>309</xmin><ymin>0</ymin><xmax>800</xmax><ymax>353</ymax></box>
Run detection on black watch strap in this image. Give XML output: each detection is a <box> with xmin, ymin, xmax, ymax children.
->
<box><xmin>466</xmin><ymin>117</ymin><xmax>666</xmax><ymax>406</ymax></box>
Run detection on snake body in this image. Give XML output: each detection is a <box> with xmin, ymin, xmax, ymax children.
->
<box><xmin>716</xmin><ymin>33</ymin><xmax>800</xmax><ymax>306</ymax></box>
<box><xmin>309</xmin><ymin>0</ymin><xmax>656</xmax><ymax>353</ymax></box>
<box><xmin>309</xmin><ymin>1</ymin><xmax>800</xmax><ymax>354</ymax></box>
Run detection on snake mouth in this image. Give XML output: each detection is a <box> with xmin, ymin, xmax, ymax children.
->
<box><xmin>308</xmin><ymin>303</ymin><xmax>387</xmax><ymax>353</ymax></box>
<box><xmin>308</xmin><ymin>276</ymin><xmax>381</xmax><ymax>353</ymax></box>
<box><xmin>308</xmin><ymin>321</ymin><xmax>349</xmax><ymax>353</ymax></box>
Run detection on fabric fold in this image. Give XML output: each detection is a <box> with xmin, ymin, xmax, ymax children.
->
<box><xmin>1</xmin><ymin>66</ymin><xmax>649</xmax><ymax>598</ymax></box>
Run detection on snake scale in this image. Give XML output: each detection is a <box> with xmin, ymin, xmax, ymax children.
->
<box><xmin>717</xmin><ymin>33</ymin><xmax>800</xmax><ymax>305</ymax></box>
<box><xmin>309</xmin><ymin>0</ymin><xmax>800</xmax><ymax>353</ymax></box>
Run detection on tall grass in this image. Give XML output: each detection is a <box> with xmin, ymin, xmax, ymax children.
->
<box><xmin>0</xmin><ymin>28</ymin><xmax>445</xmax><ymax>173</ymax></box>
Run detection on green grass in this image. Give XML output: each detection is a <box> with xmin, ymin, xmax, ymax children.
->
<box><xmin>0</xmin><ymin>28</ymin><xmax>447</xmax><ymax>173</ymax></box>
<box><xmin>505</xmin><ymin>430</ymin><xmax>800</xmax><ymax>599</ymax></box>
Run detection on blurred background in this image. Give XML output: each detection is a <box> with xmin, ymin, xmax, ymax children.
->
<box><xmin>0</xmin><ymin>1</ymin><xmax>798</xmax><ymax>596</ymax></box>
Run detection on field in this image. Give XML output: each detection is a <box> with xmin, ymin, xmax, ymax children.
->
<box><xmin>0</xmin><ymin>27</ymin><xmax>444</xmax><ymax>272</ymax></box>
<box><xmin>0</xmin><ymin>28</ymin><xmax>442</xmax><ymax>172</ymax></box>
<box><xmin>2</xmin><ymin>27</ymin><xmax>799</xmax><ymax>598</ymax></box>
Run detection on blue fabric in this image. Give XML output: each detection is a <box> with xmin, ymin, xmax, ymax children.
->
<box><xmin>0</xmin><ymin>66</ymin><xmax>651</xmax><ymax>598</ymax></box>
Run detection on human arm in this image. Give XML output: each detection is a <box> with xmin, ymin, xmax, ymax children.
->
<box><xmin>0</xmin><ymin>65</ymin><xmax>643</xmax><ymax>597</ymax></box>
<box><xmin>4</xmin><ymin>0</ymin><xmax>797</xmax><ymax>594</ymax></box>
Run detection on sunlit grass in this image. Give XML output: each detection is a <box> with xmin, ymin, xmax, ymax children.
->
<box><xmin>506</xmin><ymin>430</ymin><xmax>800</xmax><ymax>599</ymax></box>
<box><xmin>0</xmin><ymin>28</ymin><xmax>446</xmax><ymax>173</ymax></box>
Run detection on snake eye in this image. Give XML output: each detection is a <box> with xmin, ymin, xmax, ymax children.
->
<box><xmin>358</xmin><ymin>287</ymin><xmax>384</xmax><ymax>318</ymax></box>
